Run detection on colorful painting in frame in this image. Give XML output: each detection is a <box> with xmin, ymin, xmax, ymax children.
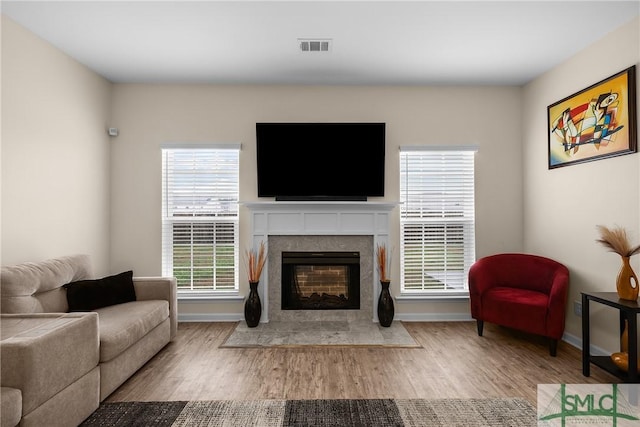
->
<box><xmin>548</xmin><ymin>65</ymin><xmax>637</xmax><ymax>169</ymax></box>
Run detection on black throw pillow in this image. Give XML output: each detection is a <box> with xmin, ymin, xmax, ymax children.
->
<box><xmin>64</xmin><ymin>270</ymin><xmax>136</xmax><ymax>311</ymax></box>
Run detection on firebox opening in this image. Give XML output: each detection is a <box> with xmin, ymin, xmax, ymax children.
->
<box><xmin>281</xmin><ymin>251</ymin><xmax>360</xmax><ymax>310</ymax></box>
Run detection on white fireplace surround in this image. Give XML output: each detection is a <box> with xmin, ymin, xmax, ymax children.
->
<box><xmin>245</xmin><ymin>201</ymin><xmax>397</xmax><ymax>323</ymax></box>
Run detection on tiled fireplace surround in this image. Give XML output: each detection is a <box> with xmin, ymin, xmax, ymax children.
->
<box><xmin>245</xmin><ymin>202</ymin><xmax>396</xmax><ymax>323</ymax></box>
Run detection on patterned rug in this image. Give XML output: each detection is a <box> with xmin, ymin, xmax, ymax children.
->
<box><xmin>80</xmin><ymin>398</ymin><xmax>536</xmax><ymax>426</ymax></box>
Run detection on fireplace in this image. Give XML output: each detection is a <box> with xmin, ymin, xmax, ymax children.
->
<box><xmin>281</xmin><ymin>251</ymin><xmax>360</xmax><ymax>310</ymax></box>
<box><xmin>244</xmin><ymin>201</ymin><xmax>395</xmax><ymax>322</ymax></box>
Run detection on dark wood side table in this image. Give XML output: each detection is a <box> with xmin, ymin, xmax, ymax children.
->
<box><xmin>582</xmin><ymin>291</ymin><xmax>640</xmax><ymax>383</ymax></box>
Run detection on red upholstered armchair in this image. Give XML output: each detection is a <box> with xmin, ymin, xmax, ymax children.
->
<box><xmin>469</xmin><ymin>253</ymin><xmax>570</xmax><ymax>356</ymax></box>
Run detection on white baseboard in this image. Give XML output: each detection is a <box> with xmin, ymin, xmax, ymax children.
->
<box><xmin>562</xmin><ymin>331</ymin><xmax>609</xmax><ymax>356</ymax></box>
<box><xmin>178</xmin><ymin>313</ymin><xmax>243</xmax><ymax>322</ymax></box>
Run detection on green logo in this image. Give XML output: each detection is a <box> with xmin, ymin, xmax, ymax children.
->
<box><xmin>538</xmin><ymin>384</ymin><xmax>640</xmax><ymax>426</ymax></box>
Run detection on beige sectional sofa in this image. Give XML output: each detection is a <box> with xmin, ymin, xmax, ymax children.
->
<box><xmin>0</xmin><ymin>255</ymin><xmax>177</xmax><ymax>427</ymax></box>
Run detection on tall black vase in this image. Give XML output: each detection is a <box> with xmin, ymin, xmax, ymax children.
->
<box><xmin>244</xmin><ymin>281</ymin><xmax>262</xmax><ymax>328</ymax></box>
<box><xmin>378</xmin><ymin>280</ymin><xmax>394</xmax><ymax>327</ymax></box>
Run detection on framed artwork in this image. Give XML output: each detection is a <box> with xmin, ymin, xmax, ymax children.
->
<box><xmin>548</xmin><ymin>65</ymin><xmax>637</xmax><ymax>169</ymax></box>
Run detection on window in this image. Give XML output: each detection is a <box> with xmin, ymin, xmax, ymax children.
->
<box><xmin>399</xmin><ymin>146</ymin><xmax>476</xmax><ymax>295</ymax></box>
<box><xmin>162</xmin><ymin>146</ymin><xmax>239</xmax><ymax>294</ymax></box>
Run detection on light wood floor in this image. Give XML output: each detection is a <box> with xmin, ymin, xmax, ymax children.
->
<box><xmin>107</xmin><ymin>321</ymin><xmax>619</xmax><ymax>405</ymax></box>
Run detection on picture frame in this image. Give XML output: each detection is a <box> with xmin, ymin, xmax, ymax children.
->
<box><xmin>548</xmin><ymin>65</ymin><xmax>637</xmax><ymax>169</ymax></box>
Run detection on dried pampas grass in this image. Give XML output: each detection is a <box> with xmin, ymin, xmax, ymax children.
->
<box><xmin>596</xmin><ymin>225</ymin><xmax>640</xmax><ymax>257</ymax></box>
<box><xmin>376</xmin><ymin>244</ymin><xmax>394</xmax><ymax>282</ymax></box>
<box><xmin>245</xmin><ymin>241</ymin><xmax>267</xmax><ymax>283</ymax></box>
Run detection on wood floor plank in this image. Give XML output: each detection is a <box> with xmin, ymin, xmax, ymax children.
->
<box><xmin>106</xmin><ymin>321</ymin><xmax>620</xmax><ymax>405</ymax></box>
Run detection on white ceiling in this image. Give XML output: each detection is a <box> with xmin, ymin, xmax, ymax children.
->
<box><xmin>2</xmin><ymin>1</ymin><xmax>639</xmax><ymax>85</ymax></box>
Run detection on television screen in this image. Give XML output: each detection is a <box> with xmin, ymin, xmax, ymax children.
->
<box><xmin>256</xmin><ymin>123</ymin><xmax>385</xmax><ymax>201</ymax></box>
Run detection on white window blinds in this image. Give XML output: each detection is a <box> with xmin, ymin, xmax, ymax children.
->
<box><xmin>399</xmin><ymin>147</ymin><xmax>476</xmax><ymax>293</ymax></box>
<box><xmin>161</xmin><ymin>147</ymin><xmax>239</xmax><ymax>293</ymax></box>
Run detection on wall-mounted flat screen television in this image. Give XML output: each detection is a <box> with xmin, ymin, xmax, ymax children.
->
<box><xmin>256</xmin><ymin>123</ymin><xmax>385</xmax><ymax>201</ymax></box>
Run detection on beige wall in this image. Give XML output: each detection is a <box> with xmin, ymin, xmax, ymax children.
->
<box><xmin>1</xmin><ymin>16</ymin><xmax>112</xmax><ymax>275</ymax></box>
<box><xmin>523</xmin><ymin>17</ymin><xmax>640</xmax><ymax>352</ymax></box>
<box><xmin>110</xmin><ymin>84</ymin><xmax>524</xmax><ymax>318</ymax></box>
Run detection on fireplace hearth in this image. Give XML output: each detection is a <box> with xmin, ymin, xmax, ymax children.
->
<box><xmin>282</xmin><ymin>251</ymin><xmax>360</xmax><ymax>310</ymax></box>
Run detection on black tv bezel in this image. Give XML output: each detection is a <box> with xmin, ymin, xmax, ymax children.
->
<box><xmin>256</xmin><ymin>122</ymin><xmax>385</xmax><ymax>202</ymax></box>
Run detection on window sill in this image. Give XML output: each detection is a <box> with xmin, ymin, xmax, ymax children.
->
<box><xmin>178</xmin><ymin>292</ymin><xmax>244</xmax><ymax>303</ymax></box>
<box><xmin>396</xmin><ymin>292</ymin><xmax>469</xmax><ymax>302</ymax></box>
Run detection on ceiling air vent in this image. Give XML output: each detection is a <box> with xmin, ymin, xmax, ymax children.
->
<box><xmin>298</xmin><ymin>39</ymin><xmax>332</xmax><ymax>53</ymax></box>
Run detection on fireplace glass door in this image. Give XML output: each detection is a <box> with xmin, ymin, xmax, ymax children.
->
<box><xmin>281</xmin><ymin>251</ymin><xmax>360</xmax><ymax>310</ymax></box>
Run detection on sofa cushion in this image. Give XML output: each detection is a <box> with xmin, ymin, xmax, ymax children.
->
<box><xmin>64</xmin><ymin>271</ymin><xmax>136</xmax><ymax>311</ymax></box>
<box><xmin>481</xmin><ymin>287</ymin><xmax>549</xmax><ymax>336</ymax></box>
<box><xmin>95</xmin><ymin>300</ymin><xmax>169</xmax><ymax>363</ymax></box>
<box><xmin>1</xmin><ymin>255</ymin><xmax>92</xmax><ymax>314</ymax></box>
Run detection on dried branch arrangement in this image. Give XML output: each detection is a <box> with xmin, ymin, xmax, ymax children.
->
<box><xmin>245</xmin><ymin>241</ymin><xmax>267</xmax><ymax>283</ymax></box>
<box><xmin>376</xmin><ymin>243</ymin><xmax>394</xmax><ymax>282</ymax></box>
<box><xmin>596</xmin><ymin>225</ymin><xmax>640</xmax><ymax>257</ymax></box>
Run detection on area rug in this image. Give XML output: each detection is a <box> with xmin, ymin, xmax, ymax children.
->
<box><xmin>220</xmin><ymin>320</ymin><xmax>421</xmax><ymax>348</ymax></box>
<box><xmin>80</xmin><ymin>398</ymin><xmax>536</xmax><ymax>426</ymax></box>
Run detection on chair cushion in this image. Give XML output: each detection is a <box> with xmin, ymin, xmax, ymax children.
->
<box><xmin>481</xmin><ymin>287</ymin><xmax>548</xmax><ymax>336</ymax></box>
<box><xmin>95</xmin><ymin>300</ymin><xmax>169</xmax><ymax>362</ymax></box>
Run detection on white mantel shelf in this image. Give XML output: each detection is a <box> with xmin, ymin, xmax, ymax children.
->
<box><xmin>244</xmin><ymin>200</ymin><xmax>398</xmax><ymax>323</ymax></box>
<box><xmin>242</xmin><ymin>201</ymin><xmax>399</xmax><ymax>210</ymax></box>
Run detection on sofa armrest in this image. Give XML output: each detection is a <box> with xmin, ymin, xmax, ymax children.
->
<box><xmin>1</xmin><ymin>313</ymin><xmax>99</xmax><ymax>415</ymax></box>
<box><xmin>133</xmin><ymin>277</ymin><xmax>177</xmax><ymax>340</ymax></box>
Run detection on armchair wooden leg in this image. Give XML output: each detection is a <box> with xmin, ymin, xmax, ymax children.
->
<box><xmin>549</xmin><ymin>339</ymin><xmax>558</xmax><ymax>357</ymax></box>
<box><xmin>476</xmin><ymin>320</ymin><xmax>484</xmax><ymax>336</ymax></box>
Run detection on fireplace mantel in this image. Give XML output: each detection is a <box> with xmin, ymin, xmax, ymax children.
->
<box><xmin>243</xmin><ymin>201</ymin><xmax>397</xmax><ymax>214</ymax></box>
<box><xmin>244</xmin><ymin>201</ymin><xmax>398</xmax><ymax>322</ymax></box>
